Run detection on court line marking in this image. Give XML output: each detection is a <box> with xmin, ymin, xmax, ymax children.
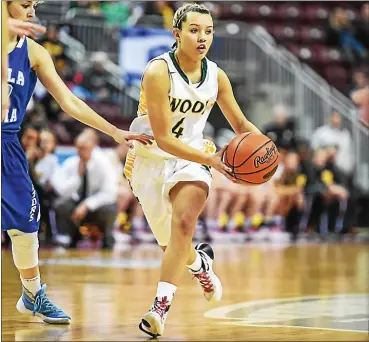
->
<box><xmin>332</xmin><ymin>318</ymin><xmax>369</xmax><ymax>323</ymax></box>
<box><xmin>205</xmin><ymin>293</ymin><xmax>369</xmax><ymax>333</ymax></box>
<box><xmin>215</xmin><ymin>321</ymin><xmax>368</xmax><ymax>334</ymax></box>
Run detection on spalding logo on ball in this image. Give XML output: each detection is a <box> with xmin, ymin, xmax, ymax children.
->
<box><xmin>222</xmin><ymin>132</ymin><xmax>279</xmax><ymax>185</ymax></box>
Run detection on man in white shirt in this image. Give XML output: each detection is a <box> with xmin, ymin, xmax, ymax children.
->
<box><xmin>51</xmin><ymin>133</ymin><xmax>118</xmax><ymax>249</ymax></box>
<box><xmin>311</xmin><ymin>111</ymin><xmax>354</xmax><ymax>178</ymax></box>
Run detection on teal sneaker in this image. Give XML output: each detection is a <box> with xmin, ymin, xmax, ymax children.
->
<box><xmin>16</xmin><ymin>284</ymin><xmax>71</xmax><ymax>324</ymax></box>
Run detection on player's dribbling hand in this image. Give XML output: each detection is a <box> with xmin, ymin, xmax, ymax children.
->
<box><xmin>208</xmin><ymin>146</ymin><xmax>239</xmax><ymax>184</ymax></box>
<box><xmin>112</xmin><ymin>128</ymin><xmax>154</xmax><ymax>148</ymax></box>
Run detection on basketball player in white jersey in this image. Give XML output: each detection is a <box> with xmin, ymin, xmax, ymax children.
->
<box><xmin>124</xmin><ymin>3</ymin><xmax>261</xmax><ymax>337</ymax></box>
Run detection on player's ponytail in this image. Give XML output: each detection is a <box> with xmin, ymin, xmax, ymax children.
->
<box><xmin>172</xmin><ymin>3</ymin><xmax>210</xmax><ymax>49</ymax></box>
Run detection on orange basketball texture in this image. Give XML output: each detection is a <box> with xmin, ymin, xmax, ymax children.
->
<box><xmin>223</xmin><ymin>133</ymin><xmax>279</xmax><ymax>185</ymax></box>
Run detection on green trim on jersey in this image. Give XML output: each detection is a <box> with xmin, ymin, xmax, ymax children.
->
<box><xmin>169</xmin><ymin>51</ymin><xmax>208</xmax><ymax>88</ymax></box>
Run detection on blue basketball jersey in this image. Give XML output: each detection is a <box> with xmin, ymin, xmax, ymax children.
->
<box><xmin>1</xmin><ymin>37</ymin><xmax>40</xmax><ymax>233</ymax></box>
<box><xmin>2</xmin><ymin>37</ymin><xmax>37</xmax><ymax>134</ymax></box>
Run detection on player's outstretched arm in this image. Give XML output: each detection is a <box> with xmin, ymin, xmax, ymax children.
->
<box><xmin>28</xmin><ymin>39</ymin><xmax>153</xmax><ymax>147</ymax></box>
<box><xmin>217</xmin><ymin>67</ymin><xmax>261</xmax><ymax>135</ymax></box>
<box><xmin>144</xmin><ymin>60</ymin><xmax>236</xmax><ymax>182</ymax></box>
<box><xmin>8</xmin><ymin>18</ymin><xmax>46</xmax><ymax>39</ymax></box>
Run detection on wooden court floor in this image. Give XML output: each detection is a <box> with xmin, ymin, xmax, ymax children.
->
<box><xmin>2</xmin><ymin>242</ymin><xmax>369</xmax><ymax>341</ymax></box>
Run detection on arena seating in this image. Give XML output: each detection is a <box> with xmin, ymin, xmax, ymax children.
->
<box><xmin>215</xmin><ymin>1</ymin><xmax>364</xmax><ymax>93</ymax></box>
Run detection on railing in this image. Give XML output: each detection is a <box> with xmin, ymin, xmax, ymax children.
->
<box><xmin>39</xmin><ymin>8</ymin><xmax>369</xmax><ymax>191</ymax></box>
<box><xmin>64</xmin><ymin>8</ymin><xmax>121</xmax><ymax>62</ymax></box>
<box><xmin>209</xmin><ymin>21</ymin><xmax>369</xmax><ymax>192</ymax></box>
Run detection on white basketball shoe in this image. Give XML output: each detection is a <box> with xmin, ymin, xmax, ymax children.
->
<box><xmin>139</xmin><ymin>296</ymin><xmax>171</xmax><ymax>338</ymax></box>
<box><xmin>190</xmin><ymin>243</ymin><xmax>223</xmax><ymax>302</ymax></box>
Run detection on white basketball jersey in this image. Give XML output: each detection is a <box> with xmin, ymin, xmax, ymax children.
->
<box><xmin>129</xmin><ymin>51</ymin><xmax>218</xmax><ymax>159</ymax></box>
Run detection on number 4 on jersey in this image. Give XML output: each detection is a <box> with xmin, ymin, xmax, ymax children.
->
<box><xmin>172</xmin><ymin>117</ymin><xmax>185</xmax><ymax>138</ymax></box>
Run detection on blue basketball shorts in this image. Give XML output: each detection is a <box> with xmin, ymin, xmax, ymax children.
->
<box><xmin>1</xmin><ymin>133</ymin><xmax>40</xmax><ymax>233</ymax></box>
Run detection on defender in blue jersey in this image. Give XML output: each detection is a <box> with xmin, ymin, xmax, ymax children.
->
<box><xmin>2</xmin><ymin>1</ymin><xmax>153</xmax><ymax>324</ymax></box>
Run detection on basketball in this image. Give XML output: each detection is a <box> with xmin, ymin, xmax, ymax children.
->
<box><xmin>222</xmin><ymin>132</ymin><xmax>279</xmax><ymax>185</ymax></box>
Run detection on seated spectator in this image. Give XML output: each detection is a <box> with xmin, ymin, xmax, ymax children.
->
<box><xmin>351</xmin><ymin>76</ymin><xmax>369</xmax><ymax>128</ymax></box>
<box><xmin>35</xmin><ymin>130</ymin><xmax>58</xmax><ymax>188</ymax></box>
<box><xmin>273</xmin><ymin>151</ymin><xmax>306</xmax><ymax>240</ymax></box>
<box><xmin>20</xmin><ymin>126</ymin><xmax>54</xmax><ymax>242</ymax></box>
<box><xmin>144</xmin><ymin>1</ymin><xmax>174</xmax><ymax>29</ymax></box>
<box><xmin>349</xmin><ymin>68</ymin><xmax>369</xmax><ymax>95</ymax></box>
<box><xmin>106</xmin><ymin>144</ymin><xmax>149</xmax><ymax>241</ymax></box>
<box><xmin>69</xmin><ymin>1</ymin><xmax>102</xmax><ymax>14</ymax></box>
<box><xmin>51</xmin><ymin>133</ymin><xmax>118</xmax><ymax>249</ymax></box>
<box><xmin>204</xmin><ymin>169</ymin><xmax>237</xmax><ymax>233</ymax></box>
<box><xmin>311</xmin><ymin>111</ymin><xmax>354</xmax><ymax>181</ymax></box>
<box><xmin>38</xmin><ymin>24</ymin><xmax>66</xmax><ymax>75</ymax></box>
<box><xmin>305</xmin><ymin>149</ymin><xmax>349</xmax><ymax>238</ymax></box>
<box><xmin>327</xmin><ymin>7</ymin><xmax>367</xmax><ymax>63</ymax></box>
<box><xmin>263</xmin><ymin>104</ymin><xmax>297</xmax><ymax>151</ymax></box>
<box><xmin>355</xmin><ymin>3</ymin><xmax>369</xmax><ymax>50</ymax></box>
<box><xmin>101</xmin><ymin>1</ymin><xmax>130</xmax><ymax>27</ymax></box>
<box><xmin>34</xmin><ymin>130</ymin><xmax>59</xmax><ymax>243</ymax></box>
<box><xmin>78</xmin><ymin>52</ymin><xmax>113</xmax><ymax>103</ymax></box>
<box><xmin>81</xmin><ymin>127</ymin><xmax>103</xmax><ymax>156</ymax></box>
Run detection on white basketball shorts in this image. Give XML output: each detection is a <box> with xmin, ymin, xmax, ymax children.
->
<box><xmin>124</xmin><ymin>140</ymin><xmax>215</xmax><ymax>246</ymax></box>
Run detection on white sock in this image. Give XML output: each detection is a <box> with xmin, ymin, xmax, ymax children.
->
<box><xmin>21</xmin><ymin>274</ymin><xmax>41</xmax><ymax>296</ymax></box>
<box><xmin>156</xmin><ymin>281</ymin><xmax>177</xmax><ymax>302</ymax></box>
<box><xmin>186</xmin><ymin>251</ymin><xmax>202</xmax><ymax>272</ymax></box>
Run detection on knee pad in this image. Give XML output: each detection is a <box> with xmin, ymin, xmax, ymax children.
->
<box><xmin>7</xmin><ymin>230</ymin><xmax>39</xmax><ymax>269</ymax></box>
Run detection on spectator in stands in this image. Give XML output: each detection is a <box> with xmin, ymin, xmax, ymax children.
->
<box><xmin>20</xmin><ymin>126</ymin><xmax>55</xmax><ymax>242</ymax></box>
<box><xmin>100</xmin><ymin>1</ymin><xmax>130</xmax><ymax>27</ymax></box>
<box><xmin>355</xmin><ymin>3</ymin><xmax>369</xmax><ymax>50</ymax></box>
<box><xmin>52</xmin><ymin>133</ymin><xmax>118</xmax><ymax>249</ymax></box>
<box><xmin>311</xmin><ymin>111</ymin><xmax>354</xmax><ymax>182</ymax></box>
<box><xmin>350</xmin><ymin>67</ymin><xmax>369</xmax><ymax>95</ymax></box>
<box><xmin>69</xmin><ymin>1</ymin><xmax>102</xmax><ymax>14</ymax></box>
<box><xmin>111</xmin><ymin>144</ymin><xmax>149</xmax><ymax>241</ymax></box>
<box><xmin>327</xmin><ymin>7</ymin><xmax>367</xmax><ymax>63</ymax></box>
<box><xmin>35</xmin><ymin>130</ymin><xmax>58</xmax><ymax>189</ymax></box>
<box><xmin>79</xmin><ymin>52</ymin><xmax>112</xmax><ymax>103</ymax></box>
<box><xmin>351</xmin><ymin>69</ymin><xmax>369</xmax><ymax>128</ymax></box>
<box><xmin>81</xmin><ymin>127</ymin><xmax>103</xmax><ymax>157</ymax></box>
<box><xmin>305</xmin><ymin>149</ymin><xmax>349</xmax><ymax>238</ymax></box>
<box><xmin>263</xmin><ymin>104</ymin><xmax>297</xmax><ymax>151</ymax></box>
<box><xmin>144</xmin><ymin>1</ymin><xmax>174</xmax><ymax>29</ymax></box>
<box><xmin>38</xmin><ymin>24</ymin><xmax>66</xmax><ymax>75</ymax></box>
<box><xmin>274</xmin><ymin>151</ymin><xmax>306</xmax><ymax>240</ymax></box>
<box><xmin>20</xmin><ymin>124</ymin><xmax>39</xmax><ymax>151</ymax></box>
<box><xmin>34</xmin><ymin>130</ymin><xmax>59</xmax><ymax>243</ymax></box>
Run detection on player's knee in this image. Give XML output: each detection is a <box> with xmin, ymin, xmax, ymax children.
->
<box><xmin>173</xmin><ymin>212</ymin><xmax>196</xmax><ymax>237</ymax></box>
<box><xmin>7</xmin><ymin>229</ymin><xmax>39</xmax><ymax>269</ymax></box>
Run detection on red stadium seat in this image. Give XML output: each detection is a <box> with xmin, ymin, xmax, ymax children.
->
<box><xmin>285</xmin><ymin>44</ymin><xmax>314</xmax><ymax>62</ymax></box>
<box><xmin>241</xmin><ymin>3</ymin><xmax>277</xmax><ymax>20</ymax></box>
<box><xmin>276</xmin><ymin>3</ymin><xmax>302</xmax><ymax>21</ymax></box>
<box><xmin>324</xmin><ymin>66</ymin><xmax>350</xmax><ymax>92</ymax></box>
<box><xmin>267</xmin><ymin>24</ymin><xmax>299</xmax><ymax>42</ymax></box>
<box><xmin>300</xmin><ymin>26</ymin><xmax>326</xmax><ymax>44</ymax></box>
<box><xmin>313</xmin><ymin>45</ymin><xmax>346</xmax><ymax>64</ymax></box>
<box><xmin>303</xmin><ymin>5</ymin><xmax>330</xmax><ymax>22</ymax></box>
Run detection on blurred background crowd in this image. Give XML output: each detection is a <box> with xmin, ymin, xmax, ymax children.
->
<box><xmin>3</xmin><ymin>1</ymin><xmax>369</xmax><ymax>250</ymax></box>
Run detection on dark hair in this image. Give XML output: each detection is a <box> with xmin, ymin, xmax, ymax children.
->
<box><xmin>172</xmin><ymin>3</ymin><xmax>211</xmax><ymax>48</ymax></box>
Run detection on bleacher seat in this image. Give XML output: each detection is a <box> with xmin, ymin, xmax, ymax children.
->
<box><xmin>267</xmin><ymin>24</ymin><xmax>299</xmax><ymax>42</ymax></box>
<box><xmin>300</xmin><ymin>26</ymin><xmax>326</xmax><ymax>44</ymax></box>
<box><xmin>276</xmin><ymin>3</ymin><xmax>303</xmax><ymax>21</ymax></box>
<box><xmin>302</xmin><ymin>4</ymin><xmax>330</xmax><ymax>22</ymax></box>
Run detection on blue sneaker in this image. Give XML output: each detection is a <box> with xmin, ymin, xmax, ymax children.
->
<box><xmin>16</xmin><ymin>284</ymin><xmax>71</xmax><ymax>324</ymax></box>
